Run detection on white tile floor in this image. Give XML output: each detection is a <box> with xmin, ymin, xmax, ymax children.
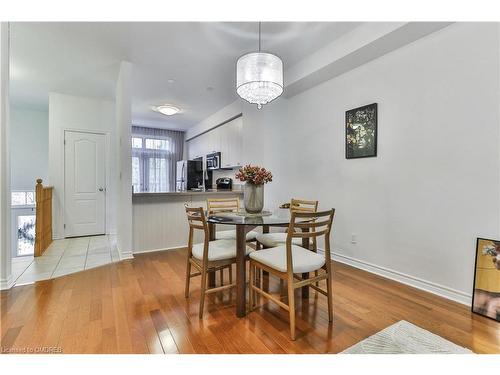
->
<box><xmin>12</xmin><ymin>235</ymin><xmax>120</xmax><ymax>286</ymax></box>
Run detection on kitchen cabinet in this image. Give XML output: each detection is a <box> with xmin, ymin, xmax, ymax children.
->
<box><xmin>186</xmin><ymin>116</ymin><xmax>244</xmax><ymax>168</ymax></box>
<box><xmin>221</xmin><ymin>117</ymin><xmax>243</xmax><ymax>168</ymax></box>
<box><xmin>187</xmin><ymin>135</ymin><xmax>203</xmax><ymax>160</ymax></box>
<box><xmin>206</xmin><ymin>125</ymin><xmax>221</xmax><ymax>155</ymax></box>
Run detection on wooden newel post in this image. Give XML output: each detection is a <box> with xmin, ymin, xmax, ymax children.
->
<box><xmin>34</xmin><ymin>178</ymin><xmax>53</xmax><ymax>257</ymax></box>
<box><xmin>35</xmin><ymin>179</ymin><xmax>43</xmax><ymax>257</ymax></box>
<box><xmin>35</xmin><ymin>179</ymin><xmax>43</xmax><ymax>203</ymax></box>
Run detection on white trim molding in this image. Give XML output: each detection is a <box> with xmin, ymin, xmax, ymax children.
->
<box><xmin>0</xmin><ymin>23</ymin><xmax>12</xmax><ymax>291</ymax></box>
<box><xmin>0</xmin><ymin>274</ymin><xmax>13</xmax><ymax>290</ymax></box>
<box><xmin>133</xmin><ymin>245</ymin><xmax>186</xmax><ymax>255</ymax></box>
<box><xmin>119</xmin><ymin>251</ymin><xmax>134</xmax><ymax>261</ymax></box>
<box><xmin>329</xmin><ymin>250</ymin><xmax>472</xmax><ymax>306</ymax></box>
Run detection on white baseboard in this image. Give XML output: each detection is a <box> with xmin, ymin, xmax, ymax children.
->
<box><xmin>133</xmin><ymin>245</ymin><xmax>186</xmax><ymax>255</ymax></box>
<box><xmin>0</xmin><ymin>274</ymin><xmax>14</xmax><ymax>290</ymax></box>
<box><xmin>119</xmin><ymin>251</ymin><xmax>134</xmax><ymax>261</ymax></box>
<box><xmin>326</xmin><ymin>250</ymin><xmax>472</xmax><ymax>306</ymax></box>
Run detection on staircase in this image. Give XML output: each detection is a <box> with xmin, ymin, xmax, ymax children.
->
<box><xmin>34</xmin><ymin>178</ymin><xmax>53</xmax><ymax>257</ymax></box>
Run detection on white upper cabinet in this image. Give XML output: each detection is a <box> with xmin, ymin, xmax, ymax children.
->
<box><xmin>186</xmin><ymin>115</ymin><xmax>244</xmax><ymax>167</ymax></box>
<box><xmin>187</xmin><ymin>135</ymin><xmax>203</xmax><ymax>160</ymax></box>
<box><xmin>219</xmin><ymin>122</ymin><xmax>232</xmax><ymax>167</ymax></box>
<box><xmin>222</xmin><ymin>117</ymin><xmax>243</xmax><ymax>168</ymax></box>
<box><xmin>207</xmin><ymin>126</ymin><xmax>221</xmax><ymax>155</ymax></box>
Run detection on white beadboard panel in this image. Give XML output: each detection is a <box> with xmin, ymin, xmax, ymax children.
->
<box><xmin>132</xmin><ymin>193</ymin><xmax>243</xmax><ymax>253</ymax></box>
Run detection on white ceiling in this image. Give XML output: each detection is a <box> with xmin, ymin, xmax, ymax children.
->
<box><xmin>10</xmin><ymin>22</ymin><xmax>362</xmax><ymax>131</ymax></box>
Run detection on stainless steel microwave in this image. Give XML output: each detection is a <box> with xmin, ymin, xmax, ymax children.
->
<box><xmin>206</xmin><ymin>152</ymin><xmax>221</xmax><ymax>170</ymax></box>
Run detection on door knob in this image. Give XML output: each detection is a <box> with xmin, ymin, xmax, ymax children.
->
<box><xmin>98</xmin><ymin>187</ymin><xmax>104</xmax><ymax>192</ymax></box>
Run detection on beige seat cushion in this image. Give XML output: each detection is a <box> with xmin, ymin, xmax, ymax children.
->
<box><xmin>191</xmin><ymin>239</ymin><xmax>253</xmax><ymax>261</ymax></box>
<box><xmin>249</xmin><ymin>245</ymin><xmax>325</xmax><ymax>273</ymax></box>
<box><xmin>216</xmin><ymin>230</ymin><xmax>258</xmax><ymax>241</ymax></box>
<box><xmin>255</xmin><ymin>232</ymin><xmax>303</xmax><ymax>248</ymax></box>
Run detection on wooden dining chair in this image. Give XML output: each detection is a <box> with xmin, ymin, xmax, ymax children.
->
<box><xmin>184</xmin><ymin>205</ymin><xmax>253</xmax><ymax>318</ymax></box>
<box><xmin>248</xmin><ymin>208</ymin><xmax>335</xmax><ymax>340</ymax></box>
<box><xmin>207</xmin><ymin>197</ymin><xmax>259</xmax><ymax>242</ymax></box>
<box><xmin>256</xmin><ymin>198</ymin><xmax>319</xmax><ymax>249</ymax></box>
<box><xmin>207</xmin><ymin>197</ymin><xmax>240</xmax><ymax>214</ymax></box>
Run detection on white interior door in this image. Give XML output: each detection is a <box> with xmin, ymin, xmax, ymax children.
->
<box><xmin>64</xmin><ymin>131</ymin><xmax>106</xmax><ymax>237</ymax></box>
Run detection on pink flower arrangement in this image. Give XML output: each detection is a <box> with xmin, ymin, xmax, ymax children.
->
<box><xmin>235</xmin><ymin>165</ymin><xmax>273</xmax><ymax>186</ymax></box>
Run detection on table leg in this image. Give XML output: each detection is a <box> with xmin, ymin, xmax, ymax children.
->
<box><xmin>208</xmin><ymin>223</ymin><xmax>216</xmax><ymax>287</ymax></box>
<box><xmin>236</xmin><ymin>225</ymin><xmax>247</xmax><ymax>317</ymax></box>
<box><xmin>301</xmin><ymin>229</ymin><xmax>310</xmax><ymax>299</ymax></box>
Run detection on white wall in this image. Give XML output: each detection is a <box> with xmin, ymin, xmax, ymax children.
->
<box><xmin>48</xmin><ymin>92</ymin><xmax>117</xmax><ymax>239</ymax></box>
<box><xmin>0</xmin><ymin>22</ymin><xmax>12</xmax><ymax>289</ymax></box>
<box><xmin>115</xmin><ymin>61</ymin><xmax>133</xmax><ymax>259</ymax></box>
<box><xmin>188</xmin><ymin>23</ymin><xmax>500</xmax><ymax>304</ymax></box>
<box><xmin>9</xmin><ymin>107</ymin><xmax>48</xmax><ymax>190</ymax></box>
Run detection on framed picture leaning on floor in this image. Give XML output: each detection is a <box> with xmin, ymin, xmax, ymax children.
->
<box><xmin>472</xmin><ymin>237</ymin><xmax>500</xmax><ymax>321</ymax></box>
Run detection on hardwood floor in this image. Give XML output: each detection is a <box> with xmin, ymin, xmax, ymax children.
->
<box><xmin>1</xmin><ymin>248</ymin><xmax>499</xmax><ymax>354</ymax></box>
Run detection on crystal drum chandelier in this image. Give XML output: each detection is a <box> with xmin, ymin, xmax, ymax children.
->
<box><xmin>236</xmin><ymin>23</ymin><xmax>284</xmax><ymax>109</ymax></box>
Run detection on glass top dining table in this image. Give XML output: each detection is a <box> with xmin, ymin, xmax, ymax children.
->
<box><xmin>207</xmin><ymin>209</ymin><xmax>293</xmax><ymax>226</ymax></box>
<box><xmin>206</xmin><ymin>209</ymin><xmax>311</xmax><ymax>318</ymax></box>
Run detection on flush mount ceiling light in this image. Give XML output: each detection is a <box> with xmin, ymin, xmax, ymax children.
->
<box><xmin>154</xmin><ymin>104</ymin><xmax>180</xmax><ymax>116</ymax></box>
<box><xmin>236</xmin><ymin>22</ymin><xmax>284</xmax><ymax>110</ymax></box>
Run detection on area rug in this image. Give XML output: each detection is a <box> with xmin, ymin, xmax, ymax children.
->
<box><xmin>341</xmin><ymin>320</ymin><xmax>472</xmax><ymax>354</ymax></box>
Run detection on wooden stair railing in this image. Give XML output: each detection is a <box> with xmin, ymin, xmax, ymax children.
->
<box><xmin>34</xmin><ymin>178</ymin><xmax>54</xmax><ymax>257</ymax></box>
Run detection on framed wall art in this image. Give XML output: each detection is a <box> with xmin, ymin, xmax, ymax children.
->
<box><xmin>345</xmin><ymin>103</ymin><xmax>378</xmax><ymax>159</ymax></box>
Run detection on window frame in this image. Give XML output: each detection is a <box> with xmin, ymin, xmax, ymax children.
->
<box><xmin>131</xmin><ymin>134</ymin><xmax>173</xmax><ymax>193</ymax></box>
<box><xmin>11</xmin><ymin>206</ymin><xmax>36</xmax><ymax>258</ymax></box>
<box><xmin>11</xmin><ymin>191</ymin><xmax>36</xmax><ymax>207</ymax></box>
<box><xmin>132</xmin><ymin>137</ymin><xmax>143</xmax><ymax>149</ymax></box>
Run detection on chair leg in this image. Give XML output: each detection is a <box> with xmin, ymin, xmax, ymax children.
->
<box><xmin>255</xmin><ymin>262</ymin><xmax>261</xmax><ymax>286</ymax></box>
<box><xmin>220</xmin><ymin>269</ymin><xmax>224</xmax><ymax>286</ymax></box>
<box><xmin>199</xmin><ymin>268</ymin><xmax>207</xmax><ymax>319</ymax></box>
<box><xmin>326</xmin><ymin>274</ymin><xmax>333</xmax><ymax>322</ymax></box>
<box><xmin>249</xmin><ymin>263</ymin><xmax>254</xmax><ymax>311</ymax></box>
<box><xmin>287</xmin><ymin>275</ymin><xmax>296</xmax><ymax>340</ymax></box>
<box><xmin>229</xmin><ymin>265</ymin><xmax>233</xmax><ymax>283</ymax></box>
<box><xmin>184</xmin><ymin>259</ymin><xmax>191</xmax><ymax>298</ymax></box>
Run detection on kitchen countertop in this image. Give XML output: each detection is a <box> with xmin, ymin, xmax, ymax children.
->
<box><xmin>132</xmin><ymin>189</ymin><xmax>243</xmax><ymax>198</ymax></box>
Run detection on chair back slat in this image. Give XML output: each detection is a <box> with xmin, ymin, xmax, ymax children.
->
<box><xmin>185</xmin><ymin>206</ymin><xmax>209</xmax><ymax>233</ymax></box>
<box><xmin>289</xmin><ymin>229</ymin><xmax>330</xmax><ymax>238</ymax></box>
<box><xmin>291</xmin><ymin>209</ymin><xmax>332</xmax><ymax>219</ymax></box>
<box><xmin>207</xmin><ymin>197</ymin><xmax>240</xmax><ymax>214</ymax></box>
<box><xmin>187</xmin><ymin>211</ymin><xmax>203</xmax><ymax>219</ymax></box>
<box><xmin>189</xmin><ymin>223</ymin><xmax>206</xmax><ymax>230</ymax></box>
<box><xmin>292</xmin><ymin>219</ymin><xmax>331</xmax><ymax>229</ymax></box>
<box><xmin>287</xmin><ymin>209</ymin><xmax>335</xmax><ymax>243</ymax></box>
<box><xmin>290</xmin><ymin>198</ymin><xmax>318</xmax><ymax>213</ymax></box>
